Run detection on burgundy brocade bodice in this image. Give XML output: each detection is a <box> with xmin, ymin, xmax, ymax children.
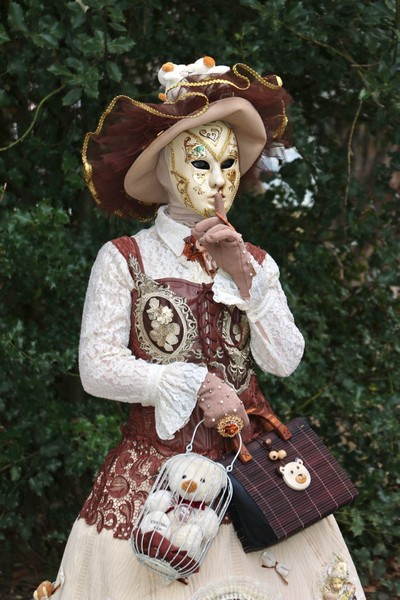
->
<box><xmin>79</xmin><ymin>235</ymin><xmax>273</xmax><ymax>539</ymax></box>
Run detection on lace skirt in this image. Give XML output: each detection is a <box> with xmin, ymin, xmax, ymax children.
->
<box><xmin>53</xmin><ymin>515</ymin><xmax>365</xmax><ymax>600</ymax></box>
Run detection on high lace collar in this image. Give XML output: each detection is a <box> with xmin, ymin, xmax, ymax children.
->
<box><xmin>154</xmin><ymin>205</ymin><xmax>191</xmax><ymax>257</ymax></box>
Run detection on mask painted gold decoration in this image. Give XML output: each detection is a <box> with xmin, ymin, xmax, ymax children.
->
<box><xmin>168</xmin><ymin>120</ymin><xmax>240</xmax><ymax>217</ymax></box>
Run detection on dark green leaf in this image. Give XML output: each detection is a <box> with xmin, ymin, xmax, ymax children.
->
<box><xmin>0</xmin><ymin>24</ymin><xmax>11</xmax><ymax>43</ymax></box>
<box><xmin>7</xmin><ymin>1</ymin><xmax>27</xmax><ymax>32</ymax></box>
<box><xmin>106</xmin><ymin>61</ymin><xmax>122</xmax><ymax>82</ymax></box>
<box><xmin>62</xmin><ymin>87</ymin><xmax>82</xmax><ymax>105</ymax></box>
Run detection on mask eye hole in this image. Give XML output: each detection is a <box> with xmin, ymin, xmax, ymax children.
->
<box><xmin>191</xmin><ymin>160</ymin><xmax>210</xmax><ymax>170</ymax></box>
<box><xmin>221</xmin><ymin>158</ymin><xmax>235</xmax><ymax>169</ymax></box>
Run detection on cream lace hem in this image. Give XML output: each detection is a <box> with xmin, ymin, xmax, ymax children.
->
<box><xmin>155</xmin><ymin>362</ymin><xmax>207</xmax><ymax>439</ymax></box>
<box><xmin>189</xmin><ymin>576</ymin><xmax>282</xmax><ymax>600</ymax></box>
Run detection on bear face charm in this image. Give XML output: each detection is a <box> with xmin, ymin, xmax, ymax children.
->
<box><xmin>279</xmin><ymin>458</ymin><xmax>311</xmax><ymax>491</ymax></box>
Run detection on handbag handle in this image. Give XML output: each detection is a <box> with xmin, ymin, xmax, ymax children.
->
<box><xmin>246</xmin><ymin>407</ymin><xmax>292</xmax><ymax>441</ymax></box>
<box><xmin>229</xmin><ymin>407</ymin><xmax>292</xmax><ymax>464</ymax></box>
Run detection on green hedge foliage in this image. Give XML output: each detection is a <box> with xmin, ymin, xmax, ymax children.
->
<box><xmin>1</xmin><ymin>1</ymin><xmax>399</xmax><ymax>597</ymax></box>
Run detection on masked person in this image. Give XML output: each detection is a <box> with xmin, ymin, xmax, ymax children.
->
<box><xmin>38</xmin><ymin>59</ymin><xmax>365</xmax><ymax>600</ymax></box>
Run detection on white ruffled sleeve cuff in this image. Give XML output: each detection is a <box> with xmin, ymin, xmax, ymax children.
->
<box><xmin>212</xmin><ymin>255</ymin><xmax>280</xmax><ymax>321</ymax></box>
<box><xmin>154</xmin><ymin>362</ymin><xmax>208</xmax><ymax>440</ymax></box>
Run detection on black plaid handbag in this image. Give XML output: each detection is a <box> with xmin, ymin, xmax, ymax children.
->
<box><xmin>219</xmin><ymin>412</ymin><xmax>359</xmax><ymax>552</ymax></box>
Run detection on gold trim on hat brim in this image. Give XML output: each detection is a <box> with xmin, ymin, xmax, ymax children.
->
<box><xmin>81</xmin><ymin>92</ymin><xmax>212</xmax><ymax>218</ymax></box>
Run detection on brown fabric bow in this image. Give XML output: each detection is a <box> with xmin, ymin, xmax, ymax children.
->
<box><xmin>182</xmin><ymin>235</ymin><xmax>217</xmax><ymax>276</ymax></box>
<box><xmin>261</xmin><ymin>549</ymin><xmax>290</xmax><ymax>584</ymax></box>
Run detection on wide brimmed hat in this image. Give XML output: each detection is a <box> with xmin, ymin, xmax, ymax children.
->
<box><xmin>83</xmin><ymin>63</ymin><xmax>292</xmax><ymax>221</ymax></box>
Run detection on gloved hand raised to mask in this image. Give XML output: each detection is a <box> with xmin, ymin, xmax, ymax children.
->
<box><xmin>191</xmin><ymin>193</ymin><xmax>256</xmax><ymax>299</ymax></box>
<box><xmin>197</xmin><ymin>371</ymin><xmax>250</xmax><ymax>437</ymax></box>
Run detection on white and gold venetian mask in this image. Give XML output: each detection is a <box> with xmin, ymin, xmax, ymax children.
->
<box><xmin>167</xmin><ymin>120</ymin><xmax>240</xmax><ymax>217</ymax></box>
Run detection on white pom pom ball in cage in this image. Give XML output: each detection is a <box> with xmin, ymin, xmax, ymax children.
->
<box><xmin>139</xmin><ymin>511</ymin><xmax>170</xmax><ymax>536</ymax></box>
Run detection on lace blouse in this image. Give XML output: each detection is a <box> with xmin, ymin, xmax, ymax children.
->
<box><xmin>79</xmin><ymin>206</ymin><xmax>305</xmax><ymax>440</ymax></box>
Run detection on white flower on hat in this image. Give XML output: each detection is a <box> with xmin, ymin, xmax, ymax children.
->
<box><xmin>158</xmin><ymin>56</ymin><xmax>230</xmax><ymax>101</ymax></box>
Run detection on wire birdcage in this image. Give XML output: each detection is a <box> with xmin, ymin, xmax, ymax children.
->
<box><xmin>131</xmin><ymin>420</ymin><xmax>241</xmax><ymax>581</ymax></box>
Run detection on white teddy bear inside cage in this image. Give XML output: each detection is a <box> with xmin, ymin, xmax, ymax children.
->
<box><xmin>132</xmin><ymin>451</ymin><xmax>232</xmax><ymax>579</ymax></box>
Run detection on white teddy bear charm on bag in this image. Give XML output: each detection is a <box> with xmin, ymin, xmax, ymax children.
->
<box><xmin>131</xmin><ymin>421</ymin><xmax>240</xmax><ymax>581</ymax></box>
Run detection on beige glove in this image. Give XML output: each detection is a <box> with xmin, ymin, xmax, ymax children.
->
<box><xmin>197</xmin><ymin>371</ymin><xmax>249</xmax><ymax>435</ymax></box>
<box><xmin>191</xmin><ymin>193</ymin><xmax>256</xmax><ymax>299</ymax></box>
